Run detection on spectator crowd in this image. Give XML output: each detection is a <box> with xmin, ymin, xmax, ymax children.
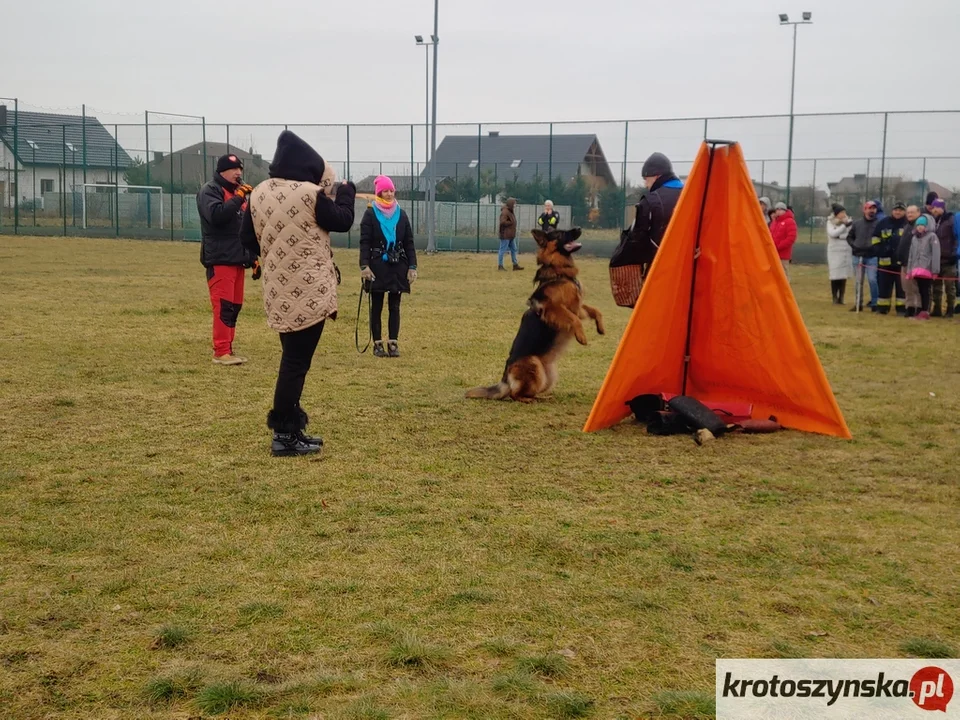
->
<box><xmin>762</xmin><ymin>191</ymin><xmax>959</xmax><ymax>321</ymax></box>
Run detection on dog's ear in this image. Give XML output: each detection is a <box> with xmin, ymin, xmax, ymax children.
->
<box><xmin>567</xmin><ymin>227</ymin><xmax>583</xmax><ymax>242</ymax></box>
<box><xmin>531</xmin><ymin>229</ymin><xmax>549</xmax><ymax>247</ymax></box>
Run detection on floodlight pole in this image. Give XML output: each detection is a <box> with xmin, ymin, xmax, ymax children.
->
<box><xmin>427</xmin><ymin>0</ymin><xmax>440</xmax><ymax>253</ymax></box>
<box><xmin>780</xmin><ymin>13</ymin><xmax>812</xmax><ymax>207</ymax></box>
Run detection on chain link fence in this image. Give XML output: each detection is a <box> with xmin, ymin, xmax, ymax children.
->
<box><xmin>2</xmin><ymin>99</ymin><xmax>959</xmax><ymax>257</ymax></box>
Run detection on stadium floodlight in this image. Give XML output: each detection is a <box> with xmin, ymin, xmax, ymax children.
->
<box><xmin>778</xmin><ymin>12</ymin><xmax>814</xmax><ymax>206</ymax></box>
<box><xmin>415</xmin><ymin>35</ymin><xmax>424</xmax><ymax>44</ymax></box>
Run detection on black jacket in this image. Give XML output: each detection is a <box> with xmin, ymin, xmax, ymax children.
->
<box><xmin>360</xmin><ymin>206</ymin><xmax>417</xmax><ymax>294</ymax></box>
<box><xmin>871</xmin><ymin>215</ymin><xmax>907</xmax><ymax>265</ymax></box>
<box><xmin>537</xmin><ymin>211</ymin><xmax>560</xmax><ymax>231</ymax></box>
<box><xmin>610</xmin><ymin>173</ymin><xmax>683</xmax><ymax>268</ymax></box>
<box><xmin>897</xmin><ymin>221</ymin><xmax>917</xmax><ymax>266</ymax></box>
<box><xmin>936</xmin><ymin>211</ymin><xmax>958</xmax><ymax>262</ymax></box>
<box><xmin>197</xmin><ymin>174</ymin><xmax>249</xmax><ymax>267</ymax></box>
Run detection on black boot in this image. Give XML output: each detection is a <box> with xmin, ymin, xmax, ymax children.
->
<box><xmin>268</xmin><ymin>410</ymin><xmax>321</xmax><ymax>458</ymax></box>
<box><xmin>296</xmin><ymin>407</ymin><xmax>323</xmax><ymax>446</ymax></box>
<box><xmin>905</xmin><ymin>307</ymin><xmax>917</xmax><ymax>318</ymax></box>
<box><xmin>931</xmin><ymin>305</ymin><xmax>943</xmax><ymax>318</ymax></box>
<box><xmin>387</xmin><ymin>340</ymin><xmax>400</xmax><ymax>358</ymax></box>
<box><xmin>373</xmin><ymin>341</ymin><xmax>388</xmax><ymax>358</ymax></box>
<box><xmin>830</xmin><ymin>280</ymin><xmax>838</xmax><ymax>304</ymax></box>
<box><xmin>838</xmin><ymin>280</ymin><xmax>846</xmax><ymax>305</ymax></box>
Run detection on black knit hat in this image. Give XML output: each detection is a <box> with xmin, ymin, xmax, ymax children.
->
<box><xmin>893</xmin><ymin>201</ymin><xmax>906</xmax><ymax>211</ymax></box>
<box><xmin>216</xmin><ymin>154</ymin><xmax>244</xmax><ymax>173</ymax></box>
<box><xmin>269</xmin><ymin>130</ymin><xmax>326</xmax><ymax>184</ymax></box>
<box><xmin>641</xmin><ymin>152</ymin><xmax>673</xmax><ymax>178</ymax></box>
<box><xmin>925</xmin><ymin>191</ymin><xmax>939</xmax><ymax>206</ymax></box>
<box><xmin>831</xmin><ymin>203</ymin><xmax>845</xmax><ymax>215</ymax></box>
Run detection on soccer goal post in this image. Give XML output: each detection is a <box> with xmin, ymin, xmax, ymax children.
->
<box><xmin>81</xmin><ymin>184</ymin><xmax>164</xmax><ymax>230</ymax></box>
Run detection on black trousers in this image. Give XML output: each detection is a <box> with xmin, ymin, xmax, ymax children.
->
<box><xmin>917</xmin><ymin>278</ymin><xmax>932</xmax><ymax>313</ymax></box>
<box><xmin>272</xmin><ymin>321</ymin><xmax>325</xmax><ymax>423</ymax></box>
<box><xmin>370</xmin><ymin>292</ymin><xmax>401</xmax><ymax>341</ymax></box>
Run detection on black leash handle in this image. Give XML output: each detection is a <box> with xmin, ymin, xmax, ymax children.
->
<box><xmin>355</xmin><ymin>280</ymin><xmax>372</xmax><ymax>353</ymax></box>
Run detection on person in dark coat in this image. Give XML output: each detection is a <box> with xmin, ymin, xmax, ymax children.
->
<box><xmin>846</xmin><ymin>200</ymin><xmax>881</xmax><ymax>311</ymax></box>
<box><xmin>930</xmin><ymin>199</ymin><xmax>958</xmax><ymax>317</ymax></box>
<box><xmin>871</xmin><ymin>202</ymin><xmax>908</xmax><ymax>314</ymax></box>
<box><xmin>197</xmin><ymin>154</ymin><xmax>255</xmax><ymax>365</ymax></box>
<box><xmin>498</xmin><ymin>197</ymin><xmax>523</xmax><ymax>271</ymax></box>
<box><xmin>610</xmin><ymin>151</ymin><xmax>684</xmax><ymax>280</ymax></box>
<box><xmin>359</xmin><ymin>175</ymin><xmax>418</xmax><ymax>358</ymax></box>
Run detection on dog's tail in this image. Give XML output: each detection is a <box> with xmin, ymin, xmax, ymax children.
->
<box><xmin>465</xmin><ymin>381</ymin><xmax>510</xmax><ymax>400</ymax></box>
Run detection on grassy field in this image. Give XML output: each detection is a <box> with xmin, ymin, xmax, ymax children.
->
<box><xmin>0</xmin><ymin>234</ymin><xmax>958</xmax><ymax>719</ymax></box>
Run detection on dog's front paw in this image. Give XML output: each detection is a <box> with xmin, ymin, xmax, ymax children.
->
<box><xmin>575</xmin><ymin>331</ymin><xmax>588</xmax><ymax>346</ymax></box>
<box><xmin>596</xmin><ymin>320</ymin><xmax>606</xmax><ymax>335</ymax></box>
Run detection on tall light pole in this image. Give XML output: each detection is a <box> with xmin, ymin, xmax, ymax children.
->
<box><xmin>427</xmin><ymin>0</ymin><xmax>440</xmax><ymax>253</ymax></box>
<box><xmin>415</xmin><ymin>34</ymin><xmax>436</xmax><ymax>233</ymax></box>
<box><xmin>779</xmin><ymin>11</ymin><xmax>812</xmax><ymax>207</ymax></box>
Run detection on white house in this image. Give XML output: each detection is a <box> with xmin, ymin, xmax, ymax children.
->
<box><xmin>0</xmin><ymin>105</ymin><xmax>133</xmax><ymax>208</ymax></box>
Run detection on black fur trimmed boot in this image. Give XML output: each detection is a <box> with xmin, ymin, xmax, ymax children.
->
<box><xmin>268</xmin><ymin>410</ymin><xmax>321</xmax><ymax>458</ymax></box>
<box><xmin>373</xmin><ymin>341</ymin><xmax>388</xmax><ymax>358</ymax></box>
<box><xmin>387</xmin><ymin>340</ymin><xmax>400</xmax><ymax>358</ymax></box>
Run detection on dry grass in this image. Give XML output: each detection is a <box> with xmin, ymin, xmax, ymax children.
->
<box><xmin>0</xmin><ymin>234</ymin><xmax>958</xmax><ymax>719</ymax></box>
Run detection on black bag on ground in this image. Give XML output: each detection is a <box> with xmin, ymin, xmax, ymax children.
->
<box><xmin>666</xmin><ymin>396</ymin><xmax>729</xmax><ymax>437</ymax></box>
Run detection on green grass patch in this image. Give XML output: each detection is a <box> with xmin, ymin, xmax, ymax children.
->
<box><xmin>1</xmin><ymin>237</ymin><xmax>959</xmax><ymax>717</ymax></box>
<box><xmin>900</xmin><ymin>637</ymin><xmax>957</xmax><ymax>658</ymax></box>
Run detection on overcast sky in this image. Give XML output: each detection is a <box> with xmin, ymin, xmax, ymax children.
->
<box><xmin>3</xmin><ymin>0</ymin><xmax>959</xmax><ymax>185</ymax></box>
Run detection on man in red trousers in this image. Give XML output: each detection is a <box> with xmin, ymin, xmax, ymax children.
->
<box><xmin>197</xmin><ymin>154</ymin><xmax>256</xmax><ymax>365</ymax></box>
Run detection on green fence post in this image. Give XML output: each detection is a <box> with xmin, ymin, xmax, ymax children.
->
<box><xmin>202</xmin><ymin>117</ymin><xmax>207</xmax><ymax>181</ymax></box>
<box><xmin>13</xmin><ymin>97</ymin><xmax>19</xmax><ymax>234</ymax></box>
<box><xmin>145</xmin><ymin>111</ymin><xmax>152</xmax><ymax>227</ymax></box>
<box><xmin>865</xmin><ymin>158</ymin><xmax>871</xmax><ymax>205</ymax></box>
<box><xmin>409</xmin><ymin>124</ymin><xmax>415</xmax><ymax>233</ymax></box>
<box><xmin>62</xmin><ymin>125</ymin><xmax>67</xmax><ymax>236</ymax></box>
<box><xmin>226</xmin><ymin>123</ymin><xmax>230</xmax><ymax>154</ymax></box>
<box><xmin>809</xmin><ymin>158</ymin><xmax>817</xmax><ymax>242</ymax></box>
<box><xmin>476</xmin><ymin>123</ymin><xmax>481</xmax><ymax>253</ymax></box>
<box><xmin>32</xmin><ymin>146</ymin><xmax>36</xmax><ymax>227</ymax></box>
<box><xmin>703</xmin><ymin>118</ymin><xmax>709</xmax><ymax>139</ymax></box>
<box><xmin>346</xmin><ymin>124</ymin><xmax>351</xmax><ymax>249</ymax></box>
<box><xmin>548</xmin><ymin>122</ymin><xmax>553</xmax><ymax>199</ymax></box>
<box><xmin>921</xmin><ymin>157</ymin><xmax>927</xmax><ymax>203</ymax></box>
<box><xmin>878</xmin><ymin>112</ymin><xmax>888</xmax><ymax>204</ymax></box>
<box><xmin>82</xmin><ymin>104</ymin><xmax>87</xmax><ymax>186</ymax></box>
<box><xmin>622</xmin><ymin>121</ymin><xmax>629</xmax><ymax>229</ymax></box>
<box><xmin>170</xmin><ymin>124</ymin><xmax>175</xmax><ymax>240</ymax></box>
<box><xmin>115</xmin><ymin>124</ymin><xmax>120</xmax><ymax>237</ymax></box>
<box><xmin>179</xmin><ymin>154</ymin><xmax>185</xmax><ymax>230</ymax></box>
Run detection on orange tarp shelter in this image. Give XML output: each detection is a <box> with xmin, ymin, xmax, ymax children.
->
<box><xmin>583</xmin><ymin>141</ymin><xmax>851</xmax><ymax>439</ymax></box>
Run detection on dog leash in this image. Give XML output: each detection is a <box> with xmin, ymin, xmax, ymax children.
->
<box><xmin>355</xmin><ymin>280</ymin><xmax>372</xmax><ymax>353</ymax></box>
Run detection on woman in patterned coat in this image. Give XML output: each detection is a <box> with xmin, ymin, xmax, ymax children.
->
<box><xmin>241</xmin><ymin>130</ymin><xmax>356</xmax><ymax>457</ymax></box>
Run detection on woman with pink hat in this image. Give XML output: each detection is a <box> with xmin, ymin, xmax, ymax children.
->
<box><xmin>359</xmin><ymin>175</ymin><xmax>418</xmax><ymax>357</ymax></box>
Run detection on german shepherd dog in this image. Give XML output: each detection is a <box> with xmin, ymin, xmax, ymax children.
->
<box><xmin>466</xmin><ymin>227</ymin><xmax>605</xmax><ymax>402</ymax></box>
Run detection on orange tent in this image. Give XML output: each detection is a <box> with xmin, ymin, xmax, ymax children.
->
<box><xmin>583</xmin><ymin>141</ymin><xmax>851</xmax><ymax>439</ymax></box>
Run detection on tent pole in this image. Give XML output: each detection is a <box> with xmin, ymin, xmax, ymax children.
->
<box><xmin>681</xmin><ymin>143</ymin><xmax>720</xmax><ymax>396</ymax></box>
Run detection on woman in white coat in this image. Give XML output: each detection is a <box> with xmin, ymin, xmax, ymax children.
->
<box><xmin>826</xmin><ymin>203</ymin><xmax>854</xmax><ymax>304</ymax></box>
